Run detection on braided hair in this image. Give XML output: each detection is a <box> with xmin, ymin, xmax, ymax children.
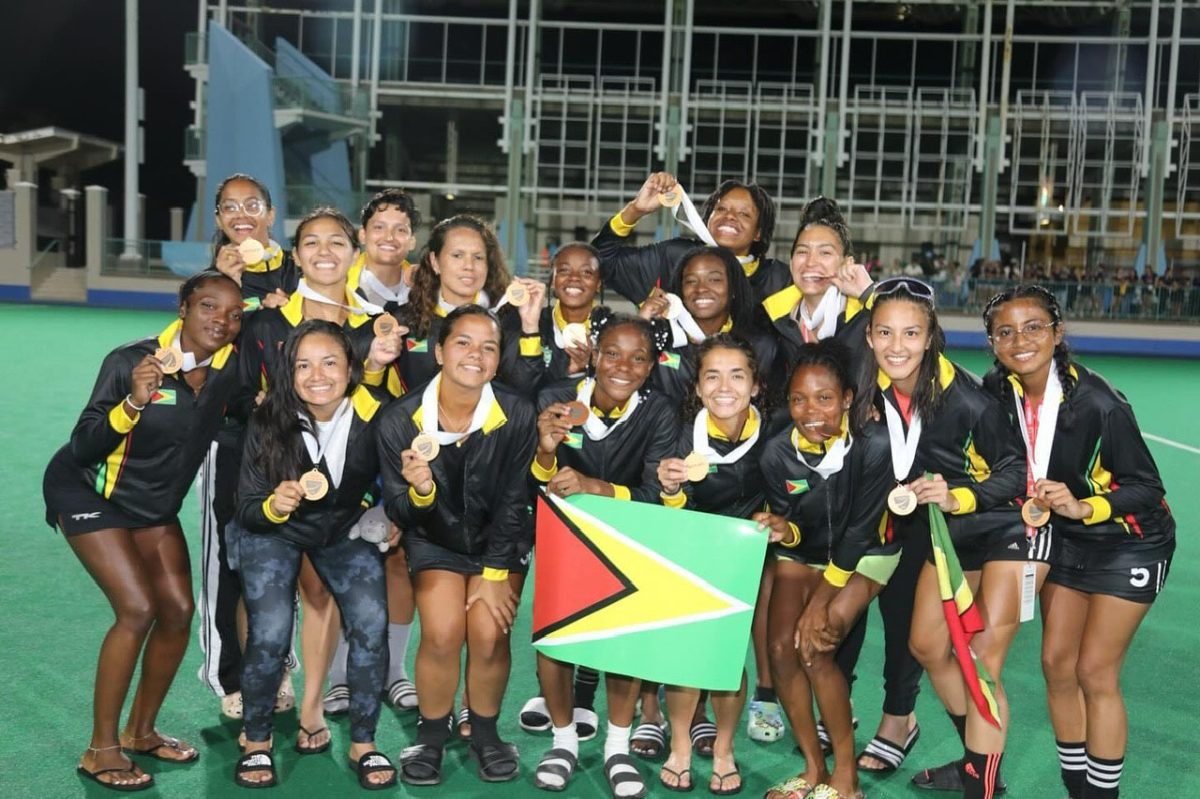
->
<box><xmin>698</xmin><ymin>180</ymin><xmax>776</xmax><ymax>260</ymax></box>
<box><xmin>587</xmin><ymin>309</ymin><xmax>669</xmax><ymax>391</ymax></box>
<box><xmin>982</xmin><ymin>284</ymin><xmax>1078</xmax><ymax>425</ymax></box>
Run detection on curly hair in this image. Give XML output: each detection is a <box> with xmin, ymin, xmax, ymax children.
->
<box><xmin>402</xmin><ymin>215</ymin><xmax>511</xmax><ymax>339</ymax></box>
<box><xmin>698</xmin><ymin>180</ymin><xmax>776</xmax><ymax>260</ymax></box>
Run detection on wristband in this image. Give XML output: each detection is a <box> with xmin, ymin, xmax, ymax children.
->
<box><xmin>125</xmin><ymin>394</ymin><xmax>147</xmax><ymax>412</ymax></box>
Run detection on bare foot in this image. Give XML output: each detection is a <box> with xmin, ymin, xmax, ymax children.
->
<box><xmin>660</xmin><ymin>751</ymin><xmax>692</xmax><ymax>790</ymax></box>
<box><xmin>350</xmin><ymin>743</ymin><xmax>397</xmax><ymax>787</ymax></box>
<box><xmin>710</xmin><ymin>752</ymin><xmax>741</xmax><ymax>794</ymax></box>
<box><xmin>239</xmin><ymin>741</ymin><xmax>274</xmax><ymax>785</ymax></box>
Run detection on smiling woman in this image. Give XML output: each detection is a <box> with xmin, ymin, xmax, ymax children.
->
<box><xmin>40</xmin><ymin>272</ymin><xmax>244</xmax><ymax>792</ymax></box>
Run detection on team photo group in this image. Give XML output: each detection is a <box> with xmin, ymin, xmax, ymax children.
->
<box><xmin>45</xmin><ymin>170</ymin><xmax>1174</xmax><ymax>799</ymax></box>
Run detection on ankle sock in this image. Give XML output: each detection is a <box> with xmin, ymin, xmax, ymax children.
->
<box><xmin>386</xmin><ymin>622</ymin><xmax>413</xmax><ymax>684</ymax></box>
<box><xmin>1085</xmin><ymin>751</ymin><xmax>1122</xmax><ymax>799</ymax></box>
<box><xmin>574</xmin><ymin>666</ymin><xmax>600</xmax><ymax>710</ymax></box>
<box><xmin>754</xmin><ymin>685</ymin><xmax>777</xmax><ymax>704</ymax></box>
<box><xmin>604</xmin><ymin>721</ymin><xmax>631</xmax><ymax>762</ymax></box>
<box><xmin>468</xmin><ymin>710</ymin><xmax>500</xmax><ymax>746</ymax></box>
<box><xmin>552</xmin><ymin>724</ymin><xmax>579</xmax><ymax>758</ymax></box>
<box><xmin>1057</xmin><ymin>740</ymin><xmax>1086</xmax><ymax>797</ymax></box>
<box><xmin>416</xmin><ymin>713</ymin><xmax>452</xmax><ymax>749</ymax></box>
<box><xmin>961</xmin><ymin>747</ymin><xmax>1002</xmax><ymax>799</ymax></box>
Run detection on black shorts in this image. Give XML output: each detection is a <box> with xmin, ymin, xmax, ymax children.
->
<box><xmin>403</xmin><ymin>531</ymin><xmax>531</xmax><ymax>577</ymax></box>
<box><xmin>43</xmin><ymin>451</ymin><xmax>176</xmax><ymax>537</ymax></box>
<box><xmin>930</xmin><ymin>523</ymin><xmax>1055</xmax><ymax>572</ymax></box>
<box><xmin>1047</xmin><ymin>537</ymin><xmax>1174</xmax><ymax>604</ymax></box>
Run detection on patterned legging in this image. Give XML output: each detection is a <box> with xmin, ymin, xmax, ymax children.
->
<box><xmin>239</xmin><ymin>533</ymin><xmax>388</xmax><ymax>743</ymax></box>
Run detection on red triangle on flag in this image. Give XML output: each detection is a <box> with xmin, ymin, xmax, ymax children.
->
<box><xmin>532</xmin><ymin>494</ymin><xmax>633</xmax><ymax>640</ymax></box>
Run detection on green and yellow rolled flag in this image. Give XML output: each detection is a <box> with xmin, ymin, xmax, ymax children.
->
<box><xmin>929</xmin><ymin>504</ymin><xmax>1001</xmax><ymax>728</ymax></box>
<box><xmin>532</xmin><ymin>492</ymin><xmax>766</xmax><ymax>690</ymax></box>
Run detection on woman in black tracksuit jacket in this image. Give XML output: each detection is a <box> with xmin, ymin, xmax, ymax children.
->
<box><xmin>233</xmin><ymin>321</ymin><xmax>395</xmax><ymax>791</ymax></box>
<box><xmin>44</xmin><ymin>272</ymin><xmax>243</xmax><ymax>791</ymax></box>
<box><xmin>982</xmin><ymin>285</ymin><xmax>1175</xmax><ymax>799</ymax></box>
<box><xmin>377</xmin><ymin>305</ymin><xmax>537</xmax><ymax>787</ymax></box>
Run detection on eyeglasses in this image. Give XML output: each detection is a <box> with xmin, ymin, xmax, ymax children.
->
<box><xmin>874</xmin><ymin>276</ymin><xmax>935</xmax><ymax>303</ymax></box>
<box><xmin>989</xmin><ymin>320</ymin><xmax>1056</xmax><ymax>345</ymax></box>
<box><xmin>216</xmin><ymin>198</ymin><xmax>267</xmax><ymax>217</ymax></box>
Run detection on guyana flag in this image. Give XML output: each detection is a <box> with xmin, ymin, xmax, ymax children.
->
<box><xmin>532</xmin><ymin>492</ymin><xmax>765</xmax><ymax>690</ymax></box>
<box><xmin>929</xmin><ymin>505</ymin><xmax>1001</xmax><ymax>728</ymax></box>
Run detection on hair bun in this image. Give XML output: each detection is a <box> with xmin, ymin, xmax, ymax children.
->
<box><xmin>800</xmin><ymin>196</ymin><xmax>845</xmax><ymax>227</ymax></box>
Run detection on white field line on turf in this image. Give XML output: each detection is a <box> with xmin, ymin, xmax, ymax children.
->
<box><xmin>1143</xmin><ymin>433</ymin><xmax>1200</xmax><ymax>455</ymax></box>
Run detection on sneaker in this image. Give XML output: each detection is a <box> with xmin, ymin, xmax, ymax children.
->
<box><xmin>747</xmin><ymin>699</ymin><xmax>785</xmax><ymax>742</ymax></box>
<box><xmin>221</xmin><ymin>691</ymin><xmax>244</xmax><ymax>720</ymax></box>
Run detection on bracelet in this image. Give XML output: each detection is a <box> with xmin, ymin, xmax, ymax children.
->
<box><xmin>125</xmin><ymin>394</ymin><xmax>147</xmax><ymax>412</ymax></box>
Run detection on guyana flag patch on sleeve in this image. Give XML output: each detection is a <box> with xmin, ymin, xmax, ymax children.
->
<box><xmin>786</xmin><ymin>479</ymin><xmax>809</xmax><ymax>495</ymax></box>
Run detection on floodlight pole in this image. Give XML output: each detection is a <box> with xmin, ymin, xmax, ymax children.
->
<box><xmin>123</xmin><ymin>0</ymin><xmax>139</xmax><ymax>257</ymax></box>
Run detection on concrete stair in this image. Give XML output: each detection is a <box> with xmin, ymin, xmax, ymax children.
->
<box><xmin>30</xmin><ymin>265</ymin><xmax>87</xmax><ymax>303</ymax></box>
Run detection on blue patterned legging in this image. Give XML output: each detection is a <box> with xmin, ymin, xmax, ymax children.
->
<box><xmin>239</xmin><ymin>533</ymin><xmax>387</xmax><ymax>743</ymax></box>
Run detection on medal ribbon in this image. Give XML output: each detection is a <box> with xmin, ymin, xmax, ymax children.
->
<box><xmin>692</xmin><ymin>407</ymin><xmax>761</xmax><ymax>465</ymax></box>
<box><xmin>666</xmin><ymin>186</ymin><xmax>754</xmax><ymax>267</ymax></box>
<box><xmin>576</xmin><ymin>377</ymin><xmax>641</xmax><ymax>441</ymax></box>
<box><xmin>437</xmin><ymin>290</ymin><xmax>491</xmax><ymax>316</ymax></box>
<box><xmin>299</xmin><ymin>398</ymin><xmax>353</xmax><ymax>487</ymax></box>
<box><xmin>668</xmin><ymin>304</ymin><xmax>710</xmax><ymax>347</ymax></box>
<box><xmin>794</xmin><ymin>285</ymin><xmax>844</xmax><ymax>342</ymax></box>
<box><xmin>881</xmin><ymin>396</ymin><xmax>923</xmax><ymax>484</ymax></box>
<box><xmin>171</xmin><ymin>331</ymin><xmax>213</xmax><ymax>373</ymax></box>
<box><xmin>420</xmin><ymin>373</ymin><xmax>495</xmax><ymax>445</ymax></box>
<box><xmin>1014</xmin><ymin>367</ymin><xmax>1061</xmax><ymax>534</ymax></box>
<box><xmin>297</xmin><ymin>278</ymin><xmax>384</xmax><ymax>316</ymax></box>
<box><xmin>790</xmin><ymin>428</ymin><xmax>852</xmax><ymax>479</ymax></box>
<box><xmin>358</xmin><ymin>265</ymin><xmax>410</xmax><ymax>306</ymax></box>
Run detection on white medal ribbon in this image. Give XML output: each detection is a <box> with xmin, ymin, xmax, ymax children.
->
<box><xmin>357</xmin><ymin>266</ymin><xmax>410</xmax><ymax>306</ymax></box>
<box><xmin>299</xmin><ymin>398</ymin><xmax>353</xmax><ymax>487</ymax></box>
<box><xmin>550</xmin><ymin>306</ymin><xmax>573</xmax><ymax>349</ymax></box>
<box><xmin>297</xmin><ymin>278</ymin><xmax>384</xmax><ymax>316</ymax></box>
<box><xmin>881</xmin><ymin>398</ymin><xmax>923</xmax><ymax>483</ymax></box>
<box><xmin>668</xmin><ymin>186</ymin><xmax>755</xmax><ymax>267</ymax></box>
<box><xmin>420</xmin><ymin>373</ymin><xmax>495</xmax><ymax>445</ymax></box>
<box><xmin>667</xmin><ymin>306</ymin><xmax>710</xmax><ymax>347</ymax></box>
<box><xmin>692</xmin><ymin>407</ymin><xmax>761</xmax><ymax>465</ymax></box>
<box><xmin>437</xmin><ymin>290</ymin><xmax>491</xmax><ymax>316</ymax></box>
<box><xmin>576</xmin><ymin>377</ymin><xmax>641</xmax><ymax>441</ymax></box>
<box><xmin>1013</xmin><ymin>366</ymin><xmax>1062</xmax><ymax>484</ymax></box>
<box><xmin>793</xmin><ymin>285</ymin><xmax>845</xmax><ymax>342</ymax></box>
<box><xmin>171</xmin><ymin>332</ymin><xmax>213</xmax><ymax>373</ymax></box>
<box><xmin>791</xmin><ymin>428</ymin><xmax>852</xmax><ymax>479</ymax></box>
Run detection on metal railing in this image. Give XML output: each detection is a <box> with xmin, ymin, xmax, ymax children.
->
<box><xmin>102</xmin><ymin>240</ymin><xmax>179</xmax><ymax>278</ymax></box>
<box><xmin>273</xmin><ymin>77</ymin><xmax>370</xmax><ymax>119</ymax></box>
<box><xmin>934</xmin><ymin>276</ymin><xmax>1200</xmax><ymax>322</ymax></box>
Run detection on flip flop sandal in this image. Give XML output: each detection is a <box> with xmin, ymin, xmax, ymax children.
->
<box><xmin>816</xmin><ymin>717</ymin><xmax>859</xmax><ymax>757</ymax></box>
<box><xmin>324</xmin><ymin>684</ymin><xmax>350</xmax><ymax>715</ymax></box>
<box><xmin>811</xmin><ymin>784</ymin><xmax>866</xmax><ymax>799</ymax></box>
<box><xmin>659</xmin><ymin>763</ymin><xmax>695</xmax><ymax>793</ymax></box>
<box><xmin>521</xmin><ymin>695</ymin><xmax>553</xmax><ymax>732</ymax></box>
<box><xmin>765</xmin><ymin>775</ymin><xmax>815</xmax><ymax>799</ymax></box>
<box><xmin>856</xmin><ymin>724</ymin><xmax>919</xmax><ymax>774</ymax></box>
<box><xmin>295</xmin><ymin>725</ymin><xmax>331</xmax><ymax>755</ymax></box>
<box><xmin>387</xmin><ymin>678</ymin><xmax>418</xmax><ymax>711</ymax></box>
<box><xmin>399</xmin><ymin>743</ymin><xmax>444</xmax><ymax>786</ymax></box>
<box><xmin>234</xmin><ymin>750</ymin><xmax>277</xmax><ymax>789</ymax></box>
<box><xmin>604</xmin><ymin>752</ymin><xmax>648</xmax><ymax>799</ymax></box>
<box><xmin>350</xmin><ymin>750</ymin><xmax>398</xmax><ymax>791</ymax></box>
<box><xmin>123</xmin><ymin>732</ymin><xmax>200</xmax><ymax>763</ymax></box>
<box><xmin>457</xmin><ymin>707</ymin><xmax>472</xmax><ymax>739</ymax></box>
<box><xmin>709</xmin><ymin>762</ymin><xmax>743</xmax><ymax>796</ymax></box>
<box><xmin>470</xmin><ymin>739</ymin><xmax>521</xmax><ymax>782</ymax></box>
<box><xmin>911</xmin><ymin>759</ymin><xmax>1007</xmax><ymax>794</ymax></box>
<box><xmin>690</xmin><ymin>720</ymin><xmax>717</xmax><ymax>758</ymax></box>
<box><xmin>534</xmin><ymin>747</ymin><xmax>578</xmax><ymax>792</ymax></box>
<box><xmin>574</xmin><ymin>706</ymin><xmax>600</xmax><ymax>741</ymax></box>
<box><xmin>630</xmin><ymin>720</ymin><xmax>668</xmax><ymax>760</ymax></box>
<box><xmin>77</xmin><ymin>761</ymin><xmax>154</xmax><ymax>792</ymax></box>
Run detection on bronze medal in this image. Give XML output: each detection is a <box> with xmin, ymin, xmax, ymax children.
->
<box><xmin>505</xmin><ymin>282</ymin><xmax>529</xmax><ymax>307</ymax></box>
<box><xmin>1022</xmin><ymin>498</ymin><xmax>1050</xmax><ymax>528</ymax></box>
<box><xmin>562</xmin><ymin>322</ymin><xmax>589</xmax><ymax>349</ymax></box>
<box><xmin>300</xmin><ymin>469</ymin><xmax>329</xmax><ymax>501</ymax></box>
<box><xmin>658</xmin><ymin>190</ymin><xmax>682</xmax><ymax>208</ymax></box>
<box><xmin>373</xmin><ymin>313</ymin><xmax>399</xmax><ymax>337</ymax></box>
<box><xmin>154</xmin><ymin>345</ymin><xmax>184</xmax><ymax>375</ymax></box>
<box><xmin>684</xmin><ymin>451</ymin><xmax>710</xmax><ymax>482</ymax></box>
<box><xmin>411</xmin><ymin>433</ymin><xmax>440</xmax><ymax>462</ymax></box>
<box><xmin>887</xmin><ymin>484</ymin><xmax>917</xmax><ymax>516</ymax></box>
<box><xmin>563</xmin><ymin>400</ymin><xmax>589</xmax><ymax>427</ymax></box>
<box><xmin>238</xmin><ymin>237</ymin><xmax>266</xmax><ymax>264</ymax></box>
<box><xmin>664</xmin><ymin>292</ymin><xmax>684</xmax><ymax>320</ymax></box>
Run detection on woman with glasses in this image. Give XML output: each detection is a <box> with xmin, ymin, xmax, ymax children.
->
<box><xmin>979</xmin><ymin>286</ymin><xmax>1174</xmax><ymax>799</ymax></box>
<box><xmin>857</xmin><ymin>277</ymin><xmax>1027</xmax><ymax>799</ymax></box>
<box><xmin>198</xmin><ymin>173</ymin><xmax>299</xmax><ymax>719</ymax></box>
<box><xmin>210</xmin><ymin>173</ymin><xmax>297</xmax><ymax>311</ymax></box>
